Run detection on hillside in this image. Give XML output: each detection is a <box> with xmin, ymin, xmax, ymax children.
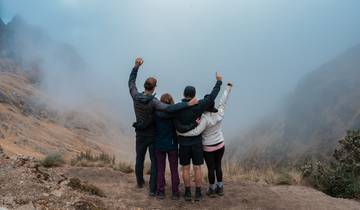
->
<box><xmin>0</xmin><ymin>17</ymin><xmax>132</xmax><ymax>160</ymax></box>
<box><xmin>0</xmin><ymin>57</ymin><xmax>132</xmax><ymax>160</ymax></box>
<box><xmin>233</xmin><ymin>44</ymin><xmax>360</xmax><ymax>167</ymax></box>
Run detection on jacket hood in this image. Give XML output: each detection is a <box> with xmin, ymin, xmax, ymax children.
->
<box><xmin>137</xmin><ymin>93</ymin><xmax>155</xmax><ymax>104</ymax></box>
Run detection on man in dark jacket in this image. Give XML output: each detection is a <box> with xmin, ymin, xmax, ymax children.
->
<box><xmin>173</xmin><ymin>72</ymin><xmax>223</xmax><ymax>201</ymax></box>
<box><xmin>128</xmin><ymin>58</ymin><xmax>197</xmax><ymax>196</ymax></box>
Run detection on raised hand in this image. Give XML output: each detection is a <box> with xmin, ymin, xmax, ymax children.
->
<box><xmin>135</xmin><ymin>57</ymin><xmax>144</xmax><ymax>67</ymax></box>
<box><xmin>216</xmin><ymin>72</ymin><xmax>222</xmax><ymax>81</ymax></box>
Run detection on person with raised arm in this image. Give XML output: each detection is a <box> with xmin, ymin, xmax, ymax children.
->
<box><xmin>128</xmin><ymin>58</ymin><xmax>197</xmax><ymax>196</ymax></box>
<box><xmin>171</xmin><ymin>72</ymin><xmax>223</xmax><ymax>201</ymax></box>
<box><xmin>178</xmin><ymin>82</ymin><xmax>233</xmax><ymax>197</ymax></box>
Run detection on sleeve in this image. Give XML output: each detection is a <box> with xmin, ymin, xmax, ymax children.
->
<box><xmin>217</xmin><ymin>85</ymin><xmax>232</xmax><ymax>117</ymax></box>
<box><xmin>178</xmin><ymin>115</ymin><xmax>208</xmax><ymax>136</ymax></box>
<box><xmin>153</xmin><ymin>99</ymin><xmax>189</xmax><ymax>113</ymax></box>
<box><xmin>128</xmin><ymin>66</ymin><xmax>139</xmax><ymax>98</ymax></box>
<box><xmin>175</xmin><ymin>120</ymin><xmax>198</xmax><ymax>133</ymax></box>
<box><xmin>197</xmin><ymin>80</ymin><xmax>223</xmax><ymax>110</ymax></box>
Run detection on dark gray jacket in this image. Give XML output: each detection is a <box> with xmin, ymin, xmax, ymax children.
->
<box><xmin>129</xmin><ymin>66</ymin><xmax>188</xmax><ymax>137</ymax></box>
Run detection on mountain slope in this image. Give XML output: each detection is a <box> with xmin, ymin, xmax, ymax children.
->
<box><xmin>0</xmin><ymin>57</ymin><xmax>132</xmax><ymax>160</ymax></box>
<box><xmin>234</xmin><ymin>44</ymin><xmax>360</xmax><ymax>167</ymax></box>
<box><xmin>0</xmin><ymin>17</ymin><xmax>132</xmax><ymax>160</ymax></box>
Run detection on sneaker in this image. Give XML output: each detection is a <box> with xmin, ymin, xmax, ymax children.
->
<box><xmin>216</xmin><ymin>186</ymin><xmax>224</xmax><ymax>196</ymax></box>
<box><xmin>149</xmin><ymin>191</ymin><xmax>156</xmax><ymax>197</ymax></box>
<box><xmin>156</xmin><ymin>191</ymin><xmax>165</xmax><ymax>200</ymax></box>
<box><xmin>184</xmin><ymin>189</ymin><xmax>192</xmax><ymax>201</ymax></box>
<box><xmin>194</xmin><ymin>188</ymin><xmax>203</xmax><ymax>201</ymax></box>
<box><xmin>206</xmin><ymin>187</ymin><xmax>216</xmax><ymax>198</ymax></box>
<box><xmin>172</xmin><ymin>192</ymin><xmax>180</xmax><ymax>200</ymax></box>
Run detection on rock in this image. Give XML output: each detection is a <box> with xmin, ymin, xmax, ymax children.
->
<box><xmin>42</xmin><ymin>193</ymin><xmax>49</xmax><ymax>197</ymax></box>
<box><xmin>51</xmin><ymin>189</ymin><xmax>63</xmax><ymax>197</ymax></box>
<box><xmin>16</xmin><ymin>202</ymin><xmax>35</xmax><ymax>210</ymax></box>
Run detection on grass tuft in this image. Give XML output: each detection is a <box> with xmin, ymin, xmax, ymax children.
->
<box><xmin>41</xmin><ymin>153</ymin><xmax>65</xmax><ymax>168</ymax></box>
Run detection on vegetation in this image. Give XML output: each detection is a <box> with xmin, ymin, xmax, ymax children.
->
<box><xmin>70</xmin><ymin>150</ymin><xmax>134</xmax><ymax>173</ymax></box>
<box><xmin>112</xmin><ymin>162</ymin><xmax>134</xmax><ymax>174</ymax></box>
<box><xmin>70</xmin><ymin>150</ymin><xmax>115</xmax><ymax>167</ymax></box>
<box><xmin>222</xmin><ymin>161</ymin><xmax>301</xmax><ymax>185</ymax></box>
<box><xmin>41</xmin><ymin>153</ymin><xmax>65</xmax><ymax>168</ymax></box>
<box><xmin>68</xmin><ymin>177</ymin><xmax>105</xmax><ymax>197</ymax></box>
<box><xmin>301</xmin><ymin>130</ymin><xmax>360</xmax><ymax>199</ymax></box>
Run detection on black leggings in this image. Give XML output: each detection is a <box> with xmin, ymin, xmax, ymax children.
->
<box><xmin>203</xmin><ymin>146</ymin><xmax>225</xmax><ymax>185</ymax></box>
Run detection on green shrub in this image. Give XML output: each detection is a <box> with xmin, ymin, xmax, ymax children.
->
<box><xmin>301</xmin><ymin>130</ymin><xmax>360</xmax><ymax>199</ymax></box>
<box><xmin>41</xmin><ymin>153</ymin><xmax>65</xmax><ymax>168</ymax></box>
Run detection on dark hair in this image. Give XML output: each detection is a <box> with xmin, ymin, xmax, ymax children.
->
<box><xmin>183</xmin><ymin>86</ymin><xmax>196</xmax><ymax>98</ymax></box>
<box><xmin>160</xmin><ymin>93</ymin><xmax>174</xmax><ymax>105</ymax></box>
<box><xmin>144</xmin><ymin>77</ymin><xmax>157</xmax><ymax>91</ymax></box>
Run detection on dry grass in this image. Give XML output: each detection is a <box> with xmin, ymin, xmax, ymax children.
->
<box><xmin>112</xmin><ymin>162</ymin><xmax>134</xmax><ymax>174</ymax></box>
<box><xmin>70</xmin><ymin>150</ymin><xmax>115</xmax><ymax>167</ymax></box>
<box><xmin>68</xmin><ymin>177</ymin><xmax>106</xmax><ymax>197</ymax></box>
<box><xmin>222</xmin><ymin>162</ymin><xmax>302</xmax><ymax>185</ymax></box>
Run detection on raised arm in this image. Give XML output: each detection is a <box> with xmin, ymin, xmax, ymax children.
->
<box><xmin>128</xmin><ymin>58</ymin><xmax>143</xmax><ymax>98</ymax></box>
<box><xmin>198</xmin><ymin>72</ymin><xmax>223</xmax><ymax>109</ymax></box>
<box><xmin>217</xmin><ymin>82</ymin><xmax>233</xmax><ymax>117</ymax></box>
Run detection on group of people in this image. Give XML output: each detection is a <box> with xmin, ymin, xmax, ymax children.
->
<box><xmin>128</xmin><ymin>58</ymin><xmax>232</xmax><ymax>201</ymax></box>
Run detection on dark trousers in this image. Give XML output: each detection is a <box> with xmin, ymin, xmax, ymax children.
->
<box><xmin>135</xmin><ymin>135</ymin><xmax>157</xmax><ymax>193</ymax></box>
<box><xmin>155</xmin><ymin>150</ymin><xmax>180</xmax><ymax>194</ymax></box>
<box><xmin>203</xmin><ymin>146</ymin><xmax>225</xmax><ymax>185</ymax></box>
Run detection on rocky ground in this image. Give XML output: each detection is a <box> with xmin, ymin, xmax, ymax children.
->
<box><xmin>1</xmin><ymin>153</ymin><xmax>360</xmax><ymax>210</ymax></box>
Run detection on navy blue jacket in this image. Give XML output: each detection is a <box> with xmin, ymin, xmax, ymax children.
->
<box><xmin>154</xmin><ymin>112</ymin><xmax>178</xmax><ymax>151</ymax></box>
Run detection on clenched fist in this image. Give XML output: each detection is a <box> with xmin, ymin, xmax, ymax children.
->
<box><xmin>216</xmin><ymin>72</ymin><xmax>222</xmax><ymax>81</ymax></box>
<box><xmin>135</xmin><ymin>57</ymin><xmax>144</xmax><ymax>67</ymax></box>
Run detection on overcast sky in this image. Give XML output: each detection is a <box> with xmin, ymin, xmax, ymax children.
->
<box><xmin>1</xmin><ymin>0</ymin><xmax>360</xmax><ymax>137</ymax></box>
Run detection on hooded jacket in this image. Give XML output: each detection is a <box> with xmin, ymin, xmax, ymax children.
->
<box><xmin>172</xmin><ymin>80</ymin><xmax>223</xmax><ymax>146</ymax></box>
<box><xmin>128</xmin><ymin>66</ymin><xmax>188</xmax><ymax>137</ymax></box>
<box><xmin>179</xmin><ymin>85</ymin><xmax>232</xmax><ymax>146</ymax></box>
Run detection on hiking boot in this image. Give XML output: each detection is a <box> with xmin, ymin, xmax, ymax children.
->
<box><xmin>206</xmin><ymin>187</ymin><xmax>216</xmax><ymax>198</ymax></box>
<box><xmin>216</xmin><ymin>186</ymin><xmax>224</xmax><ymax>196</ymax></box>
<box><xmin>156</xmin><ymin>191</ymin><xmax>165</xmax><ymax>200</ymax></box>
<box><xmin>184</xmin><ymin>188</ymin><xmax>192</xmax><ymax>201</ymax></box>
<box><xmin>172</xmin><ymin>192</ymin><xmax>180</xmax><ymax>200</ymax></box>
<box><xmin>194</xmin><ymin>187</ymin><xmax>203</xmax><ymax>201</ymax></box>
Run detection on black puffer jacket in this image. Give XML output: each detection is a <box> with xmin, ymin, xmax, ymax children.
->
<box><xmin>128</xmin><ymin>66</ymin><xmax>188</xmax><ymax>137</ymax></box>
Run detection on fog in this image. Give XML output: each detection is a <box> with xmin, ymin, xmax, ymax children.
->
<box><xmin>1</xmin><ymin>0</ymin><xmax>360</xmax><ymax>138</ymax></box>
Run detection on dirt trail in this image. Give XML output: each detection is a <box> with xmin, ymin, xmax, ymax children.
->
<box><xmin>65</xmin><ymin>167</ymin><xmax>359</xmax><ymax>210</ymax></box>
<box><xmin>1</xmin><ymin>156</ymin><xmax>360</xmax><ymax>210</ymax></box>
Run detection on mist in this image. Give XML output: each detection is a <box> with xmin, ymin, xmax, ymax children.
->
<box><xmin>1</xmin><ymin>0</ymin><xmax>360</xmax><ymax>138</ymax></box>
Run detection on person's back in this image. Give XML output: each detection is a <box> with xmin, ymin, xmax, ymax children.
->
<box><xmin>199</xmin><ymin>112</ymin><xmax>224</xmax><ymax>145</ymax></box>
<box><xmin>171</xmin><ymin>72</ymin><xmax>222</xmax><ymax>202</ymax></box>
<box><xmin>128</xmin><ymin>58</ymin><xmax>195</xmax><ymax>196</ymax></box>
<box><xmin>153</xmin><ymin>94</ymin><xmax>181</xmax><ymax>200</ymax></box>
<box><xmin>154</xmin><ymin>111</ymin><xmax>177</xmax><ymax>151</ymax></box>
<box><xmin>174</xmin><ymin>78</ymin><xmax>223</xmax><ymax>146</ymax></box>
